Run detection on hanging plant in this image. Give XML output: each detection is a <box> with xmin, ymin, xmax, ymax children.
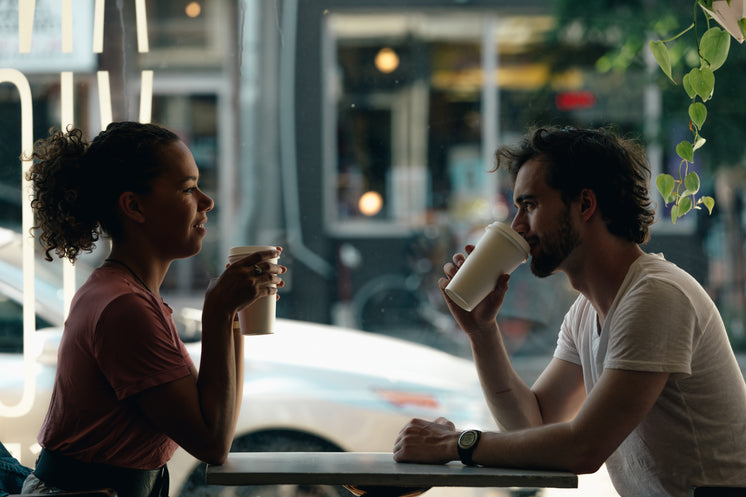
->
<box><xmin>649</xmin><ymin>0</ymin><xmax>745</xmax><ymax>223</ymax></box>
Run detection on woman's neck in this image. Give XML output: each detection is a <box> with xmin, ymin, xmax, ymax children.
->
<box><xmin>104</xmin><ymin>249</ymin><xmax>167</xmax><ymax>298</ymax></box>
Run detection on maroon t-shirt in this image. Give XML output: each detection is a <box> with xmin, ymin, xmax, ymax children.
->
<box><xmin>38</xmin><ymin>266</ymin><xmax>195</xmax><ymax>469</ymax></box>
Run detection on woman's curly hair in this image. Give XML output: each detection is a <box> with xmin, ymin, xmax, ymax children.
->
<box><xmin>26</xmin><ymin>122</ymin><xmax>179</xmax><ymax>262</ymax></box>
<box><xmin>494</xmin><ymin>126</ymin><xmax>656</xmax><ymax>244</ymax></box>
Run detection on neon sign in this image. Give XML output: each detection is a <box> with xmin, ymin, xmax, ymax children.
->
<box><xmin>0</xmin><ymin>0</ymin><xmax>153</xmax><ymax>418</ymax></box>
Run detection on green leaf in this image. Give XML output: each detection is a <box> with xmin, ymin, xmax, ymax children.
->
<box><xmin>684</xmin><ymin>171</ymin><xmax>700</xmax><ymax>194</ymax></box>
<box><xmin>700</xmin><ymin>67</ymin><xmax>715</xmax><ymax>100</ymax></box>
<box><xmin>689</xmin><ymin>102</ymin><xmax>707</xmax><ymax>129</ymax></box>
<box><xmin>686</xmin><ymin>67</ymin><xmax>715</xmax><ymax>101</ymax></box>
<box><xmin>656</xmin><ymin>174</ymin><xmax>676</xmax><ymax>202</ymax></box>
<box><xmin>699</xmin><ymin>27</ymin><xmax>730</xmax><ymax>71</ymax></box>
<box><xmin>682</xmin><ymin>72</ymin><xmax>697</xmax><ymax>99</ymax></box>
<box><xmin>671</xmin><ymin>204</ymin><xmax>679</xmax><ymax>224</ymax></box>
<box><xmin>676</xmin><ymin>141</ymin><xmax>694</xmax><ymax>162</ymax></box>
<box><xmin>739</xmin><ymin>18</ymin><xmax>746</xmax><ymax>41</ymax></box>
<box><xmin>678</xmin><ymin>195</ymin><xmax>693</xmax><ymax>217</ymax></box>
<box><xmin>648</xmin><ymin>40</ymin><xmax>675</xmax><ymax>83</ymax></box>
<box><xmin>700</xmin><ymin>196</ymin><xmax>715</xmax><ymax>214</ymax></box>
<box><xmin>697</xmin><ymin>0</ymin><xmax>713</xmax><ymax>10</ymax></box>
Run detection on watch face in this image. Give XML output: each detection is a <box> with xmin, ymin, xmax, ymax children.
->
<box><xmin>459</xmin><ymin>430</ymin><xmax>478</xmax><ymax>448</ymax></box>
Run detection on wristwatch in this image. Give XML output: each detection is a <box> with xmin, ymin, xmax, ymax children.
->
<box><xmin>457</xmin><ymin>429</ymin><xmax>482</xmax><ymax>466</ymax></box>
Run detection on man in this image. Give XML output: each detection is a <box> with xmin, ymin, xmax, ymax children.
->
<box><xmin>393</xmin><ymin>127</ymin><xmax>746</xmax><ymax>496</ymax></box>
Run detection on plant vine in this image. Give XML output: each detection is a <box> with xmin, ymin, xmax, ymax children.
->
<box><xmin>648</xmin><ymin>0</ymin><xmax>742</xmax><ymax>222</ymax></box>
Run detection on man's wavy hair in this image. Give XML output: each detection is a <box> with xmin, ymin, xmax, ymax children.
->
<box><xmin>494</xmin><ymin>126</ymin><xmax>656</xmax><ymax>244</ymax></box>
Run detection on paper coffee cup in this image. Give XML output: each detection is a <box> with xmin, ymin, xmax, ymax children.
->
<box><xmin>444</xmin><ymin>222</ymin><xmax>529</xmax><ymax>311</ymax></box>
<box><xmin>228</xmin><ymin>245</ymin><xmax>279</xmax><ymax>335</ymax></box>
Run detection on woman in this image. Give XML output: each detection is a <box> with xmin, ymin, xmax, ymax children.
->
<box><xmin>22</xmin><ymin>122</ymin><xmax>285</xmax><ymax>497</ymax></box>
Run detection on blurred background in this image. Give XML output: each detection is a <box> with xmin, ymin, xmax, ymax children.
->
<box><xmin>2</xmin><ymin>1</ymin><xmax>746</xmax><ymax>495</ymax></box>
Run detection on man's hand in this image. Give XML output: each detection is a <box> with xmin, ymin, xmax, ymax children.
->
<box><xmin>393</xmin><ymin>417</ymin><xmax>460</xmax><ymax>464</ymax></box>
<box><xmin>439</xmin><ymin>245</ymin><xmax>510</xmax><ymax>336</ymax></box>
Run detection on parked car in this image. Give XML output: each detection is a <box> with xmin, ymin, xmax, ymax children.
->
<box><xmin>0</xmin><ymin>227</ymin><xmax>497</xmax><ymax>497</ymax></box>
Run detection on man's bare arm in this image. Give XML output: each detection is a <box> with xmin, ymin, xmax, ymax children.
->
<box><xmin>395</xmin><ymin>368</ymin><xmax>669</xmax><ymax>474</ymax></box>
<box><xmin>469</xmin><ymin>330</ymin><xmax>585</xmax><ymax>430</ymax></box>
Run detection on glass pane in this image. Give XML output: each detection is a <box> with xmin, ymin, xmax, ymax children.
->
<box><xmin>329</xmin><ymin>14</ymin><xmax>494</xmax><ymax>229</ymax></box>
<box><xmin>3</xmin><ymin>3</ymin><xmax>746</xmax><ymax>495</ymax></box>
<box><xmin>151</xmin><ymin>93</ymin><xmax>220</xmax><ymax>293</ymax></box>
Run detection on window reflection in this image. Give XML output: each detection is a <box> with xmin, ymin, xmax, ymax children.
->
<box><xmin>3</xmin><ymin>0</ymin><xmax>740</xmax><ymax>358</ymax></box>
<box><xmin>0</xmin><ymin>0</ymin><xmax>743</xmax><ymax>366</ymax></box>
<box><xmin>326</xmin><ymin>13</ymin><xmax>558</xmax><ymax>231</ymax></box>
<box><xmin>0</xmin><ymin>2</ymin><xmax>648</xmax><ymax>355</ymax></box>
<box><xmin>152</xmin><ymin>93</ymin><xmax>219</xmax><ymax>293</ymax></box>
<box><xmin>143</xmin><ymin>0</ymin><xmax>227</xmax><ymax>66</ymax></box>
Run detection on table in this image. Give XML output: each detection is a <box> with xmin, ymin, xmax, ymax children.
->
<box><xmin>205</xmin><ymin>452</ymin><xmax>578</xmax><ymax>496</ymax></box>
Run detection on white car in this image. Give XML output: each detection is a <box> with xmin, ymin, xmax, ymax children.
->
<box><xmin>0</xmin><ymin>228</ymin><xmax>497</xmax><ymax>497</ymax></box>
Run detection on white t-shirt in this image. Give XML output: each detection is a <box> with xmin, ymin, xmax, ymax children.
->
<box><xmin>554</xmin><ymin>253</ymin><xmax>746</xmax><ymax>496</ymax></box>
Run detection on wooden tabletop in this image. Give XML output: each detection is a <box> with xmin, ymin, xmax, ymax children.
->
<box><xmin>205</xmin><ymin>452</ymin><xmax>578</xmax><ymax>489</ymax></box>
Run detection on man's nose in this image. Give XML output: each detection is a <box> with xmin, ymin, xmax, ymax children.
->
<box><xmin>511</xmin><ymin>212</ymin><xmax>524</xmax><ymax>234</ymax></box>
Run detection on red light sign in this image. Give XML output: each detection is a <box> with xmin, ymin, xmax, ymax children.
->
<box><xmin>555</xmin><ymin>90</ymin><xmax>596</xmax><ymax>111</ymax></box>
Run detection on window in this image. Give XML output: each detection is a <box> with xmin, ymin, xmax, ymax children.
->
<box><xmin>3</xmin><ymin>3</ymin><xmax>745</xmax><ymax>495</ymax></box>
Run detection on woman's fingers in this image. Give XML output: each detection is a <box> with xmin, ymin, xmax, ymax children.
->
<box><xmin>237</xmin><ymin>247</ymin><xmax>282</xmax><ymax>268</ymax></box>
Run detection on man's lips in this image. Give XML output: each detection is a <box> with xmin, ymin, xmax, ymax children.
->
<box><xmin>525</xmin><ymin>237</ymin><xmax>538</xmax><ymax>254</ymax></box>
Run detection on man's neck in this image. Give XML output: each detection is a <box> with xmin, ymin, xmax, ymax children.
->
<box><xmin>565</xmin><ymin>240</ymin><xmax>645</xmax><ymax>327</ymax></box>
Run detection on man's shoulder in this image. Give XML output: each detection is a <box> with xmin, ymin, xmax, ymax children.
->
<box><xmin>622</xmin><ymin>252</ymin><xmax>715</xmax><ymax>315</ymax></box>
<box><xmin>632</xmin><ymin>252</ymin><xmax>699</xmax><ymax>288</ymax></box>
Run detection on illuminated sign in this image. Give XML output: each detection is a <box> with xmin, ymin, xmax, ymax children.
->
<box><xmin>0</xmin><ymin>68</ymin><xmax>35</xmax><ymax>419</ymax></box>
<box><xmin>0</xmin><ymin>0</ymin><xmax>96</xmax><ymax>72</ymax></box>
<box><xmin>555</xmin><ymin>90</ymin><xmax>597</xmax><ymax>111</ymax></box>
<box><xmin>0</xmin><ymin>0</ymin><xmax>153</xmax><ymax>419</ymax></box>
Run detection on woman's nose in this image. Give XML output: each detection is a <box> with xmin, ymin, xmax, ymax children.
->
<box><xmin>200</xmin><ymin>190</ymin><xmax>214</xmax><ymax>212</ymax></box>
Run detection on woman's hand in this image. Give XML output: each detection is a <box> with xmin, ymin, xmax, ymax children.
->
<box><xmin>205</xmin><ymin>247</ymin><xmax>287</xmax><ymax>319</ymax></box>
<box><xmin>438</xmin><ymin>245</ymin><xmax>510</xmax><ymax>337</ymax></box>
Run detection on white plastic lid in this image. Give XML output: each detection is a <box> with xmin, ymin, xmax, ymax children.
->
<box><xmin>486</xmin><ymin>222</ymin><xmax>529</xmax><ymax>256</ymax></box>
<box><xmin>229</xmin><ymin>245</ymin><xmax>276</xmax><ymax>257</ymax></box>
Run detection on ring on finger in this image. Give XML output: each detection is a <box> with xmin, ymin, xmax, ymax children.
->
<box><xmin>253</xmin><ymin>264</ymin><xmax>263</xmax><ymax>276</ymax></box>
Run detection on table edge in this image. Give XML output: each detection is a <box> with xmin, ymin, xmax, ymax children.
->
<box><xmin>205</xmin><ymin>452</ymin><xmax>578</xmax><ymax>489</ymax></box>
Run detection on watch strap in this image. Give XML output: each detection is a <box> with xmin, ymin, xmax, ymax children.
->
<box><xmin>457</xmin><ymin>429</ymin><xmax>482</xmax><ymax>466</ymax></box>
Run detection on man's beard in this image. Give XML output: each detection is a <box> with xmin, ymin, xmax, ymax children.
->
<box><xmin>529</xmin><ymin>206</ymin><xmax>581</xmax><ymax>278</ymax></box>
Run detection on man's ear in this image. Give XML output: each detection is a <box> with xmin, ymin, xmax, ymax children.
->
<box><xmin>578</xmin><ymin>188</ymin><xmax>597</xmax><ymax>221</ymax></box>
<box><xmin>118</xmin><ymin>192</ymin><xmax>146</xmax><ymax>223</ymax></box>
